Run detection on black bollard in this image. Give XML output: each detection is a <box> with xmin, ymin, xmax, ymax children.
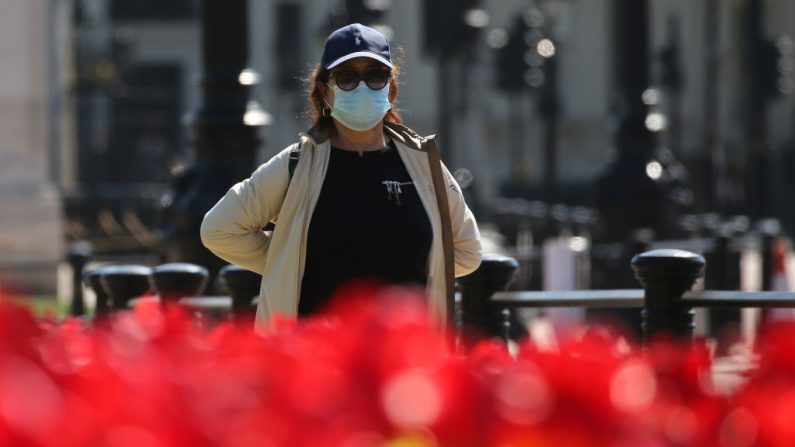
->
<box><xmin>84</xmin><ymin>267</ymin><xmax>111</xmax><ymax>317</ymax></box>
<box><xmin>67</xmin><ymin>241</ymin><xmax>92</xmax><ymax>316</ymax></box>
<box><xmin>100</xmin><ymin>265</ymin><xmax>153</xmax><ymax>310</ymax></box>
<box><xmin>631</xmin><ymin>249</ymin><xmax>706</xmax><ymax>342</ymax></box>
<box><xmin>458</xmin><ymin>253</ymin><xmax>522</xmax><ymax>342</ymax></box>
<box><xmin>150</xmin><ymin>263</ymin><xmax>209</xmax><ymax>304</ymax></box>
<box><xmin>219</xmin><ymin>265</ymin><xmax>260</xmax><ymax>319</ymax></box>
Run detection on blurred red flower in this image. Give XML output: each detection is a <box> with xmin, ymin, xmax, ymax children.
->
<box><xmin>0</xmin><ymin>287</ymin><xmax>791</xmax><ymax>446</ymax></box>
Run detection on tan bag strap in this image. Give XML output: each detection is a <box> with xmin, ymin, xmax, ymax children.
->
<box><xmin>424</xmin><ymin>137</ymin><xmax>456</xmax><ymax>322</ymax></box>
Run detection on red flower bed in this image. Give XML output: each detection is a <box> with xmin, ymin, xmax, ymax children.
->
<box><xmin>0</xmin><ymin>286</ymin><xmax>790</xmax><ymax>446</ymax></box>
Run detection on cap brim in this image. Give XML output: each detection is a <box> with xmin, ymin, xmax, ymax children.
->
<box><xmin>325</xmin><ymin>51</ymin><xmax>393</xmax><ymax>69</ymax></box>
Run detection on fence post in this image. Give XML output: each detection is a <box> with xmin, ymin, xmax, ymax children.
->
<box><xmin>84</xmin><ymin>266</ymin><xmax>110</xmax><ymax>317</ymax></box>
<box><xmin>219</xmin><ymin>265</ymin><xmax>260</xmax><ymax>319</ymax></box>
<box><xmin>757</xmin><ymin>218</ymin><xmax>782</xmax><ymax>291</ymax></box>
<box><xmin>631</xmin><ymin>249</ymin><xmax>706</xmax><ymax>342</ymax></box>
<box><xmin>458</xmin><ymin>253</ymin><xmax>520</xmax><ymax>342</ymax></box>
<box><xmin>150</xmin><ymin>263</ymin><xmax>209</xmax><ymax>304</ymax></box>
<box><xmin>100</xmin><ymin>265</ymin><xmax>153</xmax><ymax>310</ymax></box>
<box><xmin>706</xmin><ymin>222</ymin><xmax>743</xmax><ymax>355</ymax></box>
<box><xmin>67</xmin><ymin>241</ymin><xmax>92</xmax><ymax>316</ymax></box>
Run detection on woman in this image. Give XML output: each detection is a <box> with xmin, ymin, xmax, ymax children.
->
<box><xmin>200</xmin><ymin>23</ymin><xmax>482</xmax><ymax>330</ymax></box>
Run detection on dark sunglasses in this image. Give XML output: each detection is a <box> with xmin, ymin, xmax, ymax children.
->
<box><xmin>331</xmin><ymin>68</ymin><xmax>391</xmax><ymax>91</ymax></box>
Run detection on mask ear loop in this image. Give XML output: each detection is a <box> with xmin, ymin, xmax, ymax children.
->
<box><xmin>322</xmin><ymin>95</ymin><xmax>333</xmax><ymax>118</ymax></box>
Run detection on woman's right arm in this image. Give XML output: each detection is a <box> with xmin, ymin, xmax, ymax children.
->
<box><xmin>200</xmin><ymin>145</ymin><xmax>295</xmax><ymax>274</ymax></box>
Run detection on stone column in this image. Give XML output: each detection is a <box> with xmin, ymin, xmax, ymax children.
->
<box><xmin>0</xmin><ymin>0</ymin><xmax>65</xmax><ymax>294</ymax></box>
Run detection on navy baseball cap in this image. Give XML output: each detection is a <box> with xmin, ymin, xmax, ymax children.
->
<box><xmin>321</xmin><ymin>23</ymin><xmax>393</xmax><ymax>69</ymax></box>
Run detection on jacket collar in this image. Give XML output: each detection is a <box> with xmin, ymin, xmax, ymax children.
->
<box><xmin>385</xmin><ymin>121</ymin><xmax>429</xmax><ymax>151</ymax></box>
<box><xmin>301</xmin><ymin>121</ymin><xmax>331</xmax><ymax>146</ymax></box>
<box><xmin>300</xmin><ymin>120</ymin><xmax>431</xmax><ymax>151</ymax></box>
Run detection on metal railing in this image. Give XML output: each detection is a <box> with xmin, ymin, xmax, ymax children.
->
<box><xmin>491</xmin><ymin>290</ymin><xmax>795</xmax><ymax>309</ymax></box>
<box><xmin>70</xmin><ymin>243</ymin><xmax>795</xmax><ymax>345</ymax></box>
<box><xmin>458</xmin><ymin>250</ymin><xmax>795</xmax><ymax>345</ymax></box>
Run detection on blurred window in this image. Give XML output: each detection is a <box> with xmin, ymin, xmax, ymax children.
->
<box><xmin>111</xmin><ymin>0</ymin><xmax>198</xmax><ymax>21</ymax></box>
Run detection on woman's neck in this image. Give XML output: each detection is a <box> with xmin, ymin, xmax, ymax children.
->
<box><xmin>331</xmin><ymin>122</ymin><xmax>389</xmax><ymax>156</ymax></box>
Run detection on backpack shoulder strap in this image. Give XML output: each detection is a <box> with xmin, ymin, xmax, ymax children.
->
<box><xmin>288</xmin><ymin>141</ymin><xmax>301</xmax><ymax>183</ymax></box>
<box><xmin>265</xmin><ymin>141</ymin><xmax>301</xmax><ymax>232</ymax></box>
<box><xmin>423</xmin><ymin>137</ymin><xmax>456</xmax><ymax>323</ymax></box>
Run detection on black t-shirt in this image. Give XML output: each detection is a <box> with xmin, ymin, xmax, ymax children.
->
<box><xmin>298</xmin><ymin>141</ymin><xmax>433</xmax><ymax>316</ymax></box>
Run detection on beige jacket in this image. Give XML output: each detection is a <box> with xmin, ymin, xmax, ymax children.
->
<box><xmin>200</xmin><ymin>122</ymin><xmax>483</xmax><ymax>330</ymax></box>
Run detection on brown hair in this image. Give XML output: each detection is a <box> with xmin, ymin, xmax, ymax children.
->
<box><xmin>306</xmin><ymin>52</ymin><xmax>404</xmax><ymax>132</ymax></box>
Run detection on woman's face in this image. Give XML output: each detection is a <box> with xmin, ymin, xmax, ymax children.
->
<box><xmin>323</xmin><ymin>57</ymin><xmax>391</xmax><ymax>105</ymax></box>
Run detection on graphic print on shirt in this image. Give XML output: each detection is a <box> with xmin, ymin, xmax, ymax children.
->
<box><xmin>381</xmin><ymin>180</ymin><xmax>414</xmax><ymax>205</ymax></box>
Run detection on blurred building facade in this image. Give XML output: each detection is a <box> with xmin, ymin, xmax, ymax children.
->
<box><xmin>65</xmin><ymin>0</ymin><xmax>795</xmax><ymax>205</ymax></box>
<box><xmin>2</xmin><ymin>0</ymin><xmax>794</xmax><ymax>292</ymax></box>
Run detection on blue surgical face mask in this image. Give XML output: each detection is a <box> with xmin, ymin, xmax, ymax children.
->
<box><xmin>327</xmin><ymin>82</ymin><xmax>391</xmax><ymax>131</ymax></box>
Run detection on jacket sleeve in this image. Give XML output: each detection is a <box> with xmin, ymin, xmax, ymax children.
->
<box><xmin>200</xmin><ymin>145</ymin><xmax>295</xmax><ymax>274</ymax></box>
<box><xmin>441</xmin><ymin>163</ymin><xmax>483</xmax><ymax>277</ymax></box>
